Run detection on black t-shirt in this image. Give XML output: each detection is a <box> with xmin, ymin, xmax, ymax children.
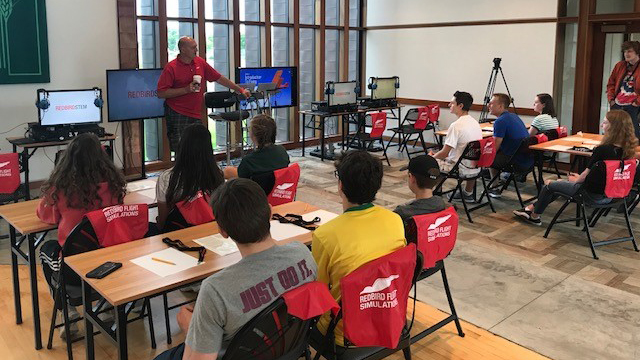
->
<box><xmin>237</xmin><ymin>144</ymin><xmax>290</xmax><ymax>179</ymax></box>
<box><xmin>584</xmin><ymin>144</ymin><xmax>623</xmax><ymax>194</ymax></box>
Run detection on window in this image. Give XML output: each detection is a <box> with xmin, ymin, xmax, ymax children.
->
<box><xmin>205</xmin><ymin>0</ymin><xmax>229</xmax><ymax>20</ymax></box>
<box><xmin>271</xmin><ymin>0</ymin><xmax>289</xmax><ymax>23</ymax></box>
<box><xmin>241</xmin><ymin>25</ymin><xmax>261</xmax><ymax>67</ymax></box>
<box><xmin>272</xmin><ymin>26</ymin><xmax>292</xmax><ymax>142</ymax></box>
<box><xmin>167</xmin><ymin>21</ymin><xmax>197</xmax><ymax>61</ymax></box>
<box><xmin>300</xmin><ymin>0</ymin><xmax>314</xmax><ymax>25</ymax></box>
<box><xmin>349</xmin><ymin>0</ymin><xmax>359</xmax><ymax>27</ymax></box>
<box><xmin>137</xmin><ymin>19</ymin><xmax>163</xmax><ymax>162</ymax></box>
<box><xmin>166</xmin><ymin>0</ymin><xmax>196</xmax><ymax>17</ymax></box>
<box><xmin>206</xmin><ymin>23</ymin><xmax>231</xmax><ymax>150</ymax></box>
<box><xmin>299</xmin><ymin>28</ymin><xmax>315</xmax><ymax>139</ymax></box>
<box><xmin>240</xmin><ymin>0</ymin><xmax>260</xmax><ymax>21</ymax></box>
<box><xmin>348</xmin><ymin>30</ymin><xmax>359</xmax><ymax>82</ymax></box>
<box><xmin>325</xmin><ymin>0</ymin><xmax>340</xmax><ymax>26</ymax></box>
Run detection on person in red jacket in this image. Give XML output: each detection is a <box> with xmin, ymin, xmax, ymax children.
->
<box><xmin>607</xmin><ymin>40</ymin><xmax>640</xmax><ymax>139</ymax></box>
<box><xmin>157</xmin><ymin>36</ymin><xmax>251</xmax><ymax>153</ymax></box>
<box><xmin>37</xmin><ymin>133</ymin><xmax>127</xmax><ymax>246</ymax></box>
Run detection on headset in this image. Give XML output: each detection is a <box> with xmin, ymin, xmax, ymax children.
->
<box><xmin>367</xmin><ymin>76</ymin><xmax>401</xmax><ymax>90</ymax></box>
<box><xmin>324</xmin><ymin>81</ymin><xmax>335</xmax><ymax>95</ymax></box>
<box><xmin>93</xmin><ymin>87</ymin><xmax>104</xmax><ymax>108</ymax></box>
<box><xmin>35</xmin><ymin>89</ymin><xmax>50</xmax><ymax>110</ymax></box>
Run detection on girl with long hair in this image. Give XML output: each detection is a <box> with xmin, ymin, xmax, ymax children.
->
<box><xmin>514</xmin><ymin>110</ymin><xmax>638</xmax><ymax>225</ymax></box>
<box><xmin>156</xmin><ymin>123</ymin><xmax>225</xmax><ymax>229</ymax></box>
<box><xmin>529</xmin><ymin>93</ymin><xmax>559</xmax><ymax>135</ymax></box>
<box><xmin>37</xmin><ymin>133</ymin><xmax>127</xmax><ymax>245</ymax></box>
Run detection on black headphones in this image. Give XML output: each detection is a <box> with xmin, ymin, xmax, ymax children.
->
<box><xmin>367</xmin><ymin>76</ymin><xmax>400</xmax><ymax>90</ymax></box>
<box><xmin>35</xmin><ymin>89</ymin><xmax>50</xmax><ymax>110</ymax></box>
<box><xmin>324</xmin><ymin>81</ymin><xmax>335</xmax><ymax>95</ymax></box>
<box><xmin>93</xmin><ymin>87</ymin><xmax>104</xmax><ymax>108</ymax></box>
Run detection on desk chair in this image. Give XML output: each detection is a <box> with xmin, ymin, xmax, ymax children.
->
<box><xmin>348</xmin><ymin>112</ymin><xmax>391</xmax><ymax>166</ymax></box>
<box><xmin>206</xmin><ymin>91</ymin><xmax>251</xmax><ymax>166</ymax></box>
<box><xmin>162</xmin><ymin>192</ymin><xmax>214</xmax><ymax>233</ymax></box>
<box><xmin>0</xmin><ymin>153</ymin><xmax>27</xmax><ymax>239</ymax></box>
<box><xmin>310</xmin><ymin>244</ymin><xmax>420</xmax><ymax>360</ymax></box>
<box><xmin>405</xmin><ymin>207</ymin><xmax>465</xmax><ymax>343</ymax></box>
<box><xmin>41</xmin><ymin>204</ymin><xmax>155</xmax><ymax>360</ymax></box>
<box><xmin>543</xmin><ymin>160</ymin><xmax>639</xmax><ymax>259</ymax></box>
<box><xmin>251</xmin><ymin>163</ymin><xmax>301</xmax><ymax>206</ymax></box>
<box><xmin>386</xmin><ymin>108</ymin><xmax>439</xmax><ymax>159</ymax></box>
<box><xmin>487</xmin><ymin>136</ymin><xmax>538</xmax><ymax>208</ymax></box>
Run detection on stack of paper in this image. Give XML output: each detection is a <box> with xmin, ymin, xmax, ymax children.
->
<box><xmin>130</xmin><ymin>248</ymin><xmax>199</xmax><ymax>277</ymax></box>
<box><xmin>546</xmin><ymin>145</ymin><xmax>571</xmax><ymax>152</ymax></box>
<box><xmin>194</xmin><ymin>234</ymin><xmax>239</xmax><ymax>256</ymax></box>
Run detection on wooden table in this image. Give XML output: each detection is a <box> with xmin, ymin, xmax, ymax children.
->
<box><xmin>64</xmin><ymin>201</ymin><xmax>321</xmax><ymax>360</ymax></box>
<box><xmin>7</xmin><ymin>135</ymin><xmax>117</xmax><ymax>200</ymax></box>
<box><xmin>0</xmin><ymin>178</ymin><xmax>156</xmax><ymax>350</ymax></box>
<box><xmin>434</xmin><ymin>122</ymin><xmax>495</xmax><ymax>138</ymax></box>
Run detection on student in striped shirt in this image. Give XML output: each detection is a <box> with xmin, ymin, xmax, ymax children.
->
<box><xmin>529</xmin><ymin>93</ymin><xmax>559</xmax><ymax>136</ymax></box>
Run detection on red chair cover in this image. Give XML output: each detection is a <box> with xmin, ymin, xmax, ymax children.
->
<box><xmin>427</xmin><ymin>104</ymin><xmax>440</xmax><ymax>123</ymax></box>
<box><xmin>415</xmin><ymin>107</ymin><xmax>430</xmax><ymax>130</ymax></box>
<box><xmin>476</xmin><ymin>137</ymin><xmax>497</xmax><ymax>167</ymax></box>
<box><xmin>604</xmin><ymin>160</ymin><xmax>637</xmax><ymax>198</ymax></box>
<box><xmin>268</xmin><ymin>163</ymin><xmax>301</xmax><ymax>206</ymax></box>
<box><xmin>412</xmin><ymin>207</ymin><xmax>459</xmax><ymax>269</ymax></box>
<box><xmin>0</xmin><ymin>153</ymin><xmax>20</xmax><ymax>194</ymax></box>
<box><xmin>341</xmin><ymin>244</ymin><xmax>417</xmax><ymax>348</ymax></box>
<box><xmin>535</xmin><ymin>133</ymin><xmax>548</xmax><ymax>143</ymax></box>
<box><xmin>176</xmin><ymin>191</ymin><xmax>214</xmax><ymax>226</ymax></box>
<box><xmin>282</xmin><ymin>281</ymin><xmax>340</xmax><ymax>320</ymax></box>
<box><xmin>370</xmin><ymin>112</ymin><xmax>387</xmax><ymax>138</ymax></box>
<box><xmin>85</xmin><ymin>204</ymin><xmax>149</xmax><ymax>247</ymax></box>
<box><xmin>557</xmin><ymin>126</ymin><xmax>568</xmax><ymax>138</ymax></box>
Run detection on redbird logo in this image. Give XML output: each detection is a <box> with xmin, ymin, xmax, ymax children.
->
<box><xmin>56</xmin><ymin>104</ymin><xmax>87</xmax><ymax>111</ymax></box>
<box><xmin>128</xmin><ymin>90</ymin><xmax>158</xmax><ymax>98</ymax></box>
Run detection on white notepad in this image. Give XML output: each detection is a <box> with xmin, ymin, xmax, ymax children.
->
<box><xmin>130</xmin><ymin>248</ymin><xmax>199</xmax><ymax>277</ymax></box>
<box><xmin>582</xmin><ymin>139</ymin><xmax>601</xmax><ymax>145</ymax></box>
<box><xmin>302</xmin><ymin>209</ymin><xmax>339</xmax><ymax>224</ymax></box>
<box><xmin>194</xmin><ymin>234</ymin><xmax>239</xmax><ymax>256</ymax></box>
<box><xmin>545</xmin><ymin>145</ymin><xmax>571</xmax><ymax>152</ymax></box>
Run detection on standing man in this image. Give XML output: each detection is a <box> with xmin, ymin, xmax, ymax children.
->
<box><xmin>607</xmin><ymin>40</ymin><xmax>640</xmax><ymax>139</ymax></box>
<box><xmin>158</xmin><ymin>36</ymin><xmax>251</xmax><ymax>152</ymax></box>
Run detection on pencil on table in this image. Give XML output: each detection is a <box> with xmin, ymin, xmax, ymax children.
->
<box><xmin>152</xmin><ymin>257</ymin><xmax>176</xmax><ymax>265</ymax></box>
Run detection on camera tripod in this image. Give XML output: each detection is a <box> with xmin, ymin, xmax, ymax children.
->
<box><xmin>479</xmin><ymin>58</ymin><xmax>516</xmax><ymax>123</ymax></box>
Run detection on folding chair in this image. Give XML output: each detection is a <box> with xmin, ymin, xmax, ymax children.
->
<box><xmin>486</xmin><ymin>136</ymin><xmax>538</xmax><ymax>208</ymax></box>
<box><xmin>222</xmin><ymin>281</ymin><xmax>338</xmax><ymax>360</ymax></box>
<box><xmin>434</xmin><ymin>138</ymin><xmax>497</xmax><ymax>223</ymax></box>
<box><xmin>348</xmin><ymin>112</ymin><xmax>391</xmax><ymax>166</ymax></box>
<box><xmin>252</xmin><ymin>163</ymin><xmax>302</xmax><ymax>206</ymax></box>
<box><xmin>537</xmin><ymin>130</ymin><xmax>562</xmax><ymax>179</ymax></box>
<box><xmin>41</xmin><ymin>204</ymin><xmax>155</xmax><ymax>360</ymax></box>
<box><xmin>544</xmin><ymin>159</ymin><xmax>639</xmax><ymax>259</ymax></box>
<box><xmin>310</xmin><ymin>244</ymin><xmax>421</xmax><ymax>360</ymax></box>
<box><xmin>404</xmin><ymin>206</ymin><xmax>465</xmax><ymax>343</ymax></box>
<box><xmin>386</xmin><ymin>107</ymin><xmax>439</xmax><ymax>159</ymax></box>
<box><xmin>162</xmin><ymin>191</ymin><xmax>214</xmax><ymax>233</ymax></box>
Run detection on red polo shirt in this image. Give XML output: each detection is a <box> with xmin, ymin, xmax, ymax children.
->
<box><xmin>157</xmin><ymin>56</ymin><xmax>222</xmax><ymax>119</ymax></box>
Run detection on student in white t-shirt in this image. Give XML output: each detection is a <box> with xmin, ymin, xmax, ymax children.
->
<box><xmin>529</xmin><ymin>93</ymin><xmax>559</xmax><ymax>136</ymax></box>
<box><xmin>429</xmin><ymin>91</ymin><xmax>483</xmax><ymax>202</ymax></box>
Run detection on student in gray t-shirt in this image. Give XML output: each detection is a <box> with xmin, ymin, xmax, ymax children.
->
<box><xmin>394</xmin><ymin>155</ymin><xmax>451</xmax><ymax>223</ymax></box>
<box><xmin>154</xmin><ymin>178</ymin><xmax>317</xmax><ymax>360</ymax></box>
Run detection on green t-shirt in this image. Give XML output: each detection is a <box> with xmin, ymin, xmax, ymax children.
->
<box><xmin>237</xmin><ymin>144</ymin><xmax>290</xmax><ymax>179</ymax></box>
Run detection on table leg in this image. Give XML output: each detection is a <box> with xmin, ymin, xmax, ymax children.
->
<box><xmin>537</xmin><ymin>151</ymin><xmax>544</xmax><ymax>193</ymax></box>
<box><xmin>23</xmin><ymin>148</ymin><xmax>30</xmax><ymax>200</ymax></box>
<box><xmin>10</xmin><ymin>226</ymin><xmax>22</xmax><ymax>325</ymax></box>
<box><xmin>302</xmin><ymin>114</ymin><xmax>306</xmax><ymax>157</ymax></box>
<box><xmin>28</xmin><ymin>234</ymin><xmax>42</xmax><ymax>349</ymax></box>
<box><xmin>116</xmin><ymin>304</ymin><xmax>129</xmax><ymax>360</ymax></box>
<box><xmin>321</xmin><ymin>116</ymin><xmax>325</xmax><ymax>161</ymax></box>
<box><xmin>83</xmin><ymin>281</ymin><xmax>95</xmax><ymax>360</ymax></box>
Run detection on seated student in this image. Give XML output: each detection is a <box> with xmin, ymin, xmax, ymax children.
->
<box><xmin>395</xmin><ymin>155</ymin><xmax>450</xmax><ymax>223</ymax></box>
<box><xmin>311</xmin><ymin>150</ymin><xmax>406</xmax><ymax>347</ymax></box>
<box><xmin>513</xmin><ymin>110</ymin><xmax>638</xmax><ymax>225</ymax></box>
<box><xmin>156</xmin><ymin>124</ymin><xmax>225</xmax><ymax>229</ymax></box>
<box><xmin>154</xmin><ymin>178</ymin><xmax>317</xmax><ymax>360</ymax></box>
<box><xmin>429</xmin><ymin>91</ymin><xmax>482</xmax><ymax>202</ymax></box>
<box><xmin>487</xmin><ymin>93</ymin><xmax>533</xmax><ymax>198</ymax></box>
<box><xmin>529</xmin><ymin>93</ymin><xmax>559</xmax><ymax>136</ymax></box>
<box><xmin>223</xmin><ymin>114</ymin><xmax>290</xmax><ymax>180</ymax></box>
<box><xmin>37</xmin><ymin>133</ymin><xmax>126</xmax><ymax>246</ymax></box>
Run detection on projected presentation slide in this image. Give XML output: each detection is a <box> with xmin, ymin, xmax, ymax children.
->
<box><xmin>236</xmin><ymin>67</ymin><xmax>297</xmax><ymax>109</ymax></box>
<box><xmin>107</xmin><ymin>69</ymin><xmax>165</xmax><ymax>121</ymax></box>
<box><xmin>39</xmin><ymin>90</ymin><xmax>102</xmax><ymax>126</ymax></box>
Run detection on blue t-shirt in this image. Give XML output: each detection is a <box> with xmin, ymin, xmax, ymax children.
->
<box><xmin>493</xmin><ymin>112</ymin><xmax>533</xmax><ymax>168</ymax></box>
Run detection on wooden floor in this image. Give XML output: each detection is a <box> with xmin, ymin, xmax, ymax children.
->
<box><xmin>0</xmin><ymin>265</ymin><xmax>549</xmax><ymax>360</ymax></box>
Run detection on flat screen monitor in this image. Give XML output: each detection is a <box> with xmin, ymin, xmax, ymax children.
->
<box><xmin>235</xmin><ymin>67</ymin><xmax>297</xmax><ymax>109</ymax></box>
<box><xmin>328</xmin><ymin>81</ymin><xmax>357</xmax><ymax>106</ymax></box>
<box><xmin>38</xmin><ymin>89</ymin><xmax>103</xmax><ymax>126</ymax></box>
<box><xmin>371</xmin><ymin>77</ymin><xmax>398</xmax><ymax>100</ymax></box>
<box><xmin>106</xmin><ymin>69</ymin><xmax>165</xmax><ymax>122</ymax></box>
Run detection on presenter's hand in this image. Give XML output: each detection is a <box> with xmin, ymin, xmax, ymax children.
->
<box><xmin>241</xmin><ymin>88</ymin><xmax>251</xmax><ymax>98</ymax></box>
<box><xmin>187</xmin><ymin>81</ymin><xmax>199</xmax><ymax>93</ymax></box>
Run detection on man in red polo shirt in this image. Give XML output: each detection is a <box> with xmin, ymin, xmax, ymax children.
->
<box><xmin>157</xmin><ymin>36</ymin><xmax>251</xmax><ymax>152</ymax></box>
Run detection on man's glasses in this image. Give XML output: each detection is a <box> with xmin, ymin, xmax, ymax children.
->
<box><xmin>162</xmin><ymin>237</ymin><xmax>206</xmax><ymax>264</ymax></box>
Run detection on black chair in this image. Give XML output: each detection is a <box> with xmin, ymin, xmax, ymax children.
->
<box><xmin>251</xmin><ymin>171</ymin><xmax>277</xmax><ymax>196</ymax></box>
<box><xmin>162</xmin><ymin>207</ymin><xmax>191</xmax><ymax>233</ymax></box>
<box><xmin>404</xmin><ymin>211</ymin><xmax>465</xmax><ymax>343</ymax></box>
<box><xmin>221</xmin><ymin>297</ymin><xmax>315</xmax><ymax>360</ymax></box>
<box><xmin>206</xmin><ymin>91</ymin><xmax>251</xmax><ymax>165</ymax></box>
<box><xmin>538</xmin><ymin>129</ymin><xmax>562</xmax><ymax>179</ymax></box>
<box><xmin>42</xmin><ymin>218</ymin><xmax>156</xmax><ymax>360</ymax></box>
<box><xmin>433</xmin><ymin>140</ymin><xmax>496</xmax><ymax>223</ymax></box>
<box><xmin>386</xmin><ymin>108</ymin><xmax>439</xmax><ymax>159</ymax></box>
<box><xmin>348</xmin><ymin>113</ymin><xmax>391</xmax><ymax>166</ymax></box>
<box><xmin>543</xmin><ymin>161</ymin><xmax>639</xmax><ymax>259</ymax></box>
<box><xmin>486</xmin><ymin>136</ymin><xmax>538</xmax><ymax>208</ymax></box>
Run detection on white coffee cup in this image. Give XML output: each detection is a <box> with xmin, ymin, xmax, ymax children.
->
<box><xmin>193</xmin><ymin>75</ymin><xmax>202</xmax><ymax>84</ymax></box>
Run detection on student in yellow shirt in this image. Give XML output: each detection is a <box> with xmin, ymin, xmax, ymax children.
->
<box><xmin>311</xmin><ymin>150</ymin><xmax>406</xmax><ymax>347</ymax></box>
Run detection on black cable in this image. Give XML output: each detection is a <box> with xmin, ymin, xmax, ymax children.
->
<box><xmin>0</xmin><ymin>122</ymin><xmax>28</xmax><ymax>135</ymax></box>
<box><xmin>113</xmin><ymin>122</ymin><xmax>124</xmax><ymax>166</ymax></box>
